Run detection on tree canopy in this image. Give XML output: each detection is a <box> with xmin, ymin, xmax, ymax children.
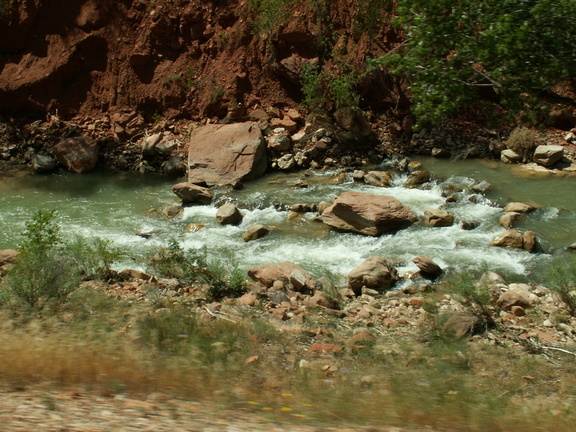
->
<box><xmin>387</xmin><ymin>0</ymin><xmax>576</xmax><ymax>125</ymax></box>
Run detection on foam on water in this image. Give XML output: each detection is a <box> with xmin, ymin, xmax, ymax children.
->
<box><xmin>0</xmin><ymin>165</ymin><xmax>571</xmax><ymax>281</ymax></box>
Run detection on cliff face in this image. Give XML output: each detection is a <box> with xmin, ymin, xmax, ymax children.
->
<box><xmin>0</xmin><ymin>0</ymin><xmax>404</xmax><ymax>121</ymax></box>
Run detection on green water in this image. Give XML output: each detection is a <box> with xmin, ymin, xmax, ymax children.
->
<box><xmin>0</xmin><ymin>159</ymin><xmax>574</xmax><ymax>281</ymax></box>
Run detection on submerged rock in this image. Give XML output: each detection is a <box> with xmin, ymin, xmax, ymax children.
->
<box><xmin>321</xmin><ymin>192</ymin><xmax>417</xmax><ymax>236</ymax></box>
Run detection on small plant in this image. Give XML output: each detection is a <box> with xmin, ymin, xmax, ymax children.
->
<box><xmin>136</xmin><ymin>305</ymin><xmax>197</xmax><ymax>354</ymax></box>
<box><xmin>545</xmin><ymin>254</ymin><xmax>576</xmax><ymax>316</ymax></box>
<box><xmin>442</xmin><ymin>271</ymin><xmax>497</xmax><ymax>334</ymax></box>
<box><xmin>148</xmin><ymin>239</ymin><xmax>208</xmax><ymax>284</ymax></box>
<box><xmin>248</xmin><ymin>0</ymin><xmax>293</xmax><ymax>35</ymax></box>
<box><xmin>67</xmin><ymin>236</ymin><xmax>122</xmax><ymax>281</ymax></box>
<box><xmin>505</xmin><ymin>126</ymin><xmax>540</xmax><ymax>162</ymax></box>
<box><xmin>6</xmin><ymin>211</ymin><xmax>80</xmax><ymax>311</ymax></box>
<box><xmin>205</xmin><ymin>262</ymin><xmax>248</xmax><ymax>300</ymax></box>
<box><xmin>209</xmin><ymin>86</ymin><xmax>225</xmax><ymax>105</ymax></box>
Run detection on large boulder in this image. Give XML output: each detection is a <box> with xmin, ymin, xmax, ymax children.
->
<box><xmin>490</xmin><ymin>229</ymin><xmax>537</xmax><ymax>252</ymax></box>
<box><xmin>533</xmin><ymin>145</ymin><xmax>564</xmax><ymax>167</ymax></box>
<box><xmin>187</xmin><ymin>122</ymin><xmax>267</xmax><ymax>186</ymax></box>
<box><xmin>364</xmin><ymin>171</ymin><xmax>392</xmax><ymax>187</ymax></box>
<box><xmin>53</xmin><ymin>136</ymin><xmax>98</xmax><ymax>173</ymax></box>
<box><xmin>348</xmin><ymin>256</ymin><xmax>398</xmax><ymax>294</ymax></box>
<box><xmin>504</xmin><ymin>202</ymin><xmax>535</xmax><ymax>213</ymax></box>
<box><xmin>321</xmin><ymin>192</ymin><xmax>417</xmax><ymax>236</ymax></box>
<box><xmin>172</xmin><ymin>182</ymin><xmax>213</xmax><ymax>204</ymax></box>
<box><xmin>248</xmin><ymin>261</ymin><xmax>317</xmax><ymax>292</ymax></box>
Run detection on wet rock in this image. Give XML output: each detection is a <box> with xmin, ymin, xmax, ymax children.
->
<box><xmin>424</xmin><ymin>208</ymin><xmax>454</xmax><ymax>227</ymax></box>
<box><xmin>490</xmin><ymin>229</ymin><xmax>526</xmax><ymax>250</ymax></box>
<box><xmin>523</xmin><ymin>230</ymin><xmax>537</xmax><ymax>252</ymax></box>
<box><xmin>290</xmin><ymin>203</ymin><xmax>317</xmax><ymax>213</ymax></box>
<box><xmin>216</xmin><ymin>202</ymin><xmax>242</xmax><ymax>225</ymax></box>
<box><xmin>501</xmin><ymin>149</ymin><xmax>522</xmax><ymax>164</ymax></box>
<box><xmin>188</xmin><ymin>122</ymin><xmax>267</xmax><ymax>186</ymax></box>
<box><xmin>54</xmin><ymin>136</ymin><xmax>98</xmax><ymax>173</ymax></box>
<box><xmin>431</xmin><ymin>148</ymin><xmax>450</xmax><ymax>158</ymax></box>
<box><xmin>533</xmin><ymin>145</ymin><xmax>564</xmax><ymax>167</ymax></box>
<box><xmin>364</xmin><ymin>171</ymin><xmax>392</xmax><ymax>187</ymax></box>
<box><xmin>470</xmin><ymin>180</ymin><xmax>492</xmax><ymax>194</ymax></box>
<box><xmin>321</xmin><ymin>192</ymin><xmax>417</xmax><ymax>236</ymax></box>
<box><xmin>412</xmin><ymin>256</ymin><xmax>443</xmax><ymax>279</ymax></box>
<box><xmin>162</xmin><ymin>205</ymin><xmax>183</xmax><ymax>219</ymax></box>
<box><xmin>185</xmin><ymin>223</ymin><xmax>206</xmax><ymax>233</ymax></box>
<box><xmin>32</xmin><ymin>154</ymin><xmax>57</xmax><ymax>173</ymax></box>
<box><xmin>504</xmin><ymin>202</ymin><xmax>535</xmax><ymax>213</ymax></box>
<box><xmin>352</xmin><ymin>170</ymin><xmax>366</xmax><ymax>182</ymax></box>
<box><xmin>172</xmin><ymin>182</ymin><xmax>213</xmax><ymax>204</ymax></box>
<box><xmin>242</xmin><ymin>224</ymin><xmax>270</xmax><ymax>242</ymax></box>
<box><xmin>317</xmin><ymin>201</ymin><xmax>331</xmax><ymax>214</ymax></box>
<box><xmin>404</xmin><ymin>170</ymin><xmax>431</xmax><ymax>188</ymax></box>
<box><xmin>500</xmin><ymin>212</ymin><xmax>523</xmax><ymax>228</ymax></box>
<box><xmin>348</xmin><ymin>256</ymin><xmax>398</xmax><ymax>295</ymax></box>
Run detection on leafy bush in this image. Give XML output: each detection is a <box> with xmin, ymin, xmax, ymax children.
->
<box><xmin>6</xmin><ymin>211</ymin><xmax>80</xmax><ymax>311</ymax></box>
<box><xmin>545</xmin><ymin>254</ymin><xmax>576</xmax><ymax>316</ymax></box>
<box><xmin>300</xmin><ymin>64</ymin><xmax>360</xmax><ymax>111</ymax></box>
<box><xmin>388</xmin><ymin>0</ymin><xmax>576</xmax><ymax>126</ymax></box>
<box><xmin>67</xmin><ymin>236</ymin><xmax>123</xmax><ymax>281</ymax></box>
<box><xmin>206</xmin><ymin>264</ymin><xmax>248</xmax><ymax>301</ymax></box>
<box><xmin>147</xmin><ymin>239</ymin><xmax>208</xmax><ymax>283</ymax></box>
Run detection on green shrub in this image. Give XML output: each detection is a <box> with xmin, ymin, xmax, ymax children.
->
<box><xmin>442</xmin><ymin>271</ymin><xmax>497</xmax><ymax>333</ymax></box>
<box><xmin>248</xmin><ymin>0</ymin><xmax>293</xmax><ymax>35</ymax></box>
<box><xmin>205</xmin><ymin>262</ymin><xmax>248</xmax><ymax>301</ymax></box>
<box><xmin>6</xmin><ymin>211</ymin><xmax>80</xmax><ymax>311</ymax></box>
<box><xmin>136</xmin><ymin>305</ymin><xmax>198</xmax><ymax>354</ymax></box>
<box><xmin>68</xmin><ymin>236</ymin><xmax>123</xmax><ymax>281</ymax></box>
<box><xmin>545</xmin><ymin>254</ymin><xmax>576</xmax><ymax>316</ymax></box>
<box><xmin>147</xmin><ymin>239</ymin><xmax>208</xmax><ymax>283</ymax></box>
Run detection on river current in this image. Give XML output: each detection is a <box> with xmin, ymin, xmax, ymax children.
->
<box><xmin>1</xmin><ymin>158</ymin><xmax>574</xmax><ymax>283</ymax></box>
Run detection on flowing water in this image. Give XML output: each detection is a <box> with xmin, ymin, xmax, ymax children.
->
<box><xmin>0</xmin><ymin>158</ymin><xmax>574</xmax><ymax>282</ymax></box>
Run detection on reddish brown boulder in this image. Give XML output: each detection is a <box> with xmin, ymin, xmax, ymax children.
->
<box><xmin>54</xmin><ymin>136</ymin><xmax>98</xmax><ymax>173</ymax></box>
<box><xmin>321</xmin><ymin>192</ymin><xmax>417</xmax><ymax>236</ymax></box>
<box><xmin>188</xmin><ymin>122</ymin><xmax>267</xmax><ymax>186</ymax></box>
<box><xmin>424</xmin><ymin>208</ymin><xmax>454</xmax><ymax>227</ymax></box>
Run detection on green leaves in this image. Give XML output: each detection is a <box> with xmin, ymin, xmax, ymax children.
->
<box><xmin>389</xmin><ymin>0</ymin><xmax>576</xmax><ymax>126</ymax></box>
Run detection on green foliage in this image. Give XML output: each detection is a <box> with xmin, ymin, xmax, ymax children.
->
<box><xmin>354</xmin><ymin>0</ymin><xmax>390</xmax><ymax>37</ymax></box>
<box><xmin>545</xmin><ymin>254</ymin><xmax>576</xmax><ymax>316</ymax></box>
<box><xmin>0</xmin><ymin>0</ymin><xmax>14</xmax><ymax>20</ymax></box>
<box><xmin>443</xmin><ymin>271</ymin><xmax>497</xmax><ymax>331</ymax></box>
<box><xmin>387</xmin><ymin>0</ymin><xmax>576</xmax><ymax>126</ymax></box>
<box><xmin>148</xmin><ymin>239</ymin><xmax>208</xmax><ymax>284</ymax></box>
<box><xmin>136</xmin><ymin>305</ymin><xmax>198</xmax><ymax>354</ymax></box>
<box><xmin>67</xmin><ymin>236</ymin><xmax>122</xmax><ymax>281</ymax></box>
<box><xmin>300</xmin><ymin>64</ymin><xmax>360</xmax><ymax>111</ymax></box>
<box><xmin>205</xmin><ymin>261</ymin><xmax>248</xmax><ymax>301</ymax></box>
<box><xmin>7</xmin><ymin>211</ymin><xmax>80</xmax><ymax>311</ymax></box>
<box><xmin>248</xmin><ymin>0</ymin><xmax>293</xmax><ymax>35</ymax></box>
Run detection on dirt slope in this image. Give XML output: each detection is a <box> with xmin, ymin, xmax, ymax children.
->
<box><xmin>0</xmin><ymin>0</ymin><xmax>403</xmax><ymax>122</ymax></box>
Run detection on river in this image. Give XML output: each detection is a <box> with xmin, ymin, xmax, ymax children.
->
<box><xmin>1</xmin><ymin>158</ymin><xmax>574</xmax><ymax>283</ymax></box>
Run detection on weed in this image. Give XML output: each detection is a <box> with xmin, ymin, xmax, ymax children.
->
<box><xmin>248</xmin><ymin>0</ymin><xmax>293</xmax><ymax>35</ymax></box>
<box><xmin>353</xmin><ymin>0</ymin><xmax>390</xmax><ymax>37</ymax></box>
<box><xmin>136</xmin><ymin>305</ymin><xmax>198</xmax><ymax>354</ymax></box>
<box><xmin>545</xmin><ymin>253</ymin><xmax>576</xmax><ymax>316</ymax></box>
<box><xmin>441</xmin><ymin>271</ymin><xmax>497</xmax><ymax>333</ymax></box>
<box><xmin>506</xmin><ymin>126</ymin><xmax>540</xmax><ymax>162</ymax></box>
<box><xmin>67</xmin><ymin>236</ymin><xmax>122</xmax><ymax>281</ymax></box>
<box><xmin>205</xmin><ymin>262</ymin><xmax>248</xmax><ymax>301</ymax></box>
<box><xmin>147</xmin><ymin>239</ymin><xmax>208</xmax><ymax>284</ymax></box>
<box><xmin>300</xmin><ymin>64</ymin><xmax>327</xmax><ymax>111</ymax></box>
<box><xmin>209</xmin><ymin>86</ymin><xmax>225</xmax><ymax>105</ymax></box>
